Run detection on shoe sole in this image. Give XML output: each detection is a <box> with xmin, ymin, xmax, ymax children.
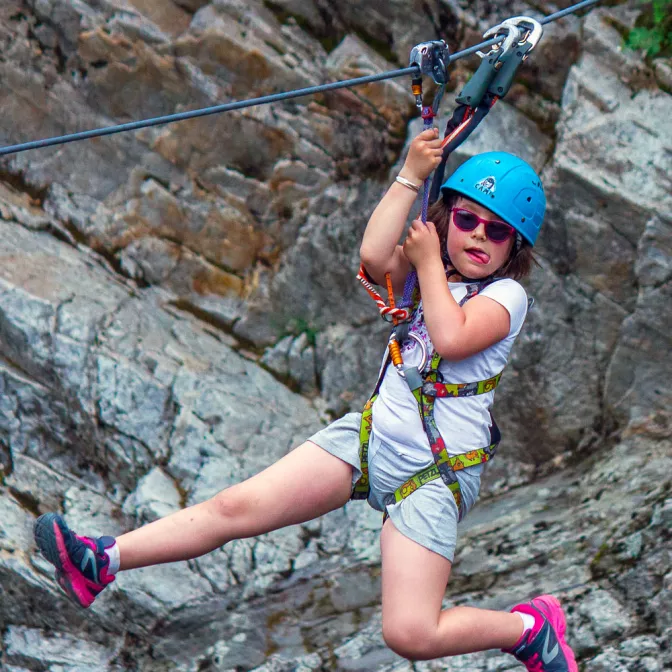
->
<box><xmin>34</xmin><ymin>513</ymin><xmax>94</xmax><ymax>608</ymax></box>
<box><xmin>531</xmin><ymin>595</ymin><xmax>578</xmax><ymax>672</ymax></box>
<box><xmin>34</xmin><ymin>513</ymin><xmax>66</xmax><ymax>568</ymax></box>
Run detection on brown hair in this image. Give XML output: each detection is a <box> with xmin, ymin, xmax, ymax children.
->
<box><xmin>427</xmin><ymin>190</ymin><xmax>539</xmax><ymax>281</ymax></box>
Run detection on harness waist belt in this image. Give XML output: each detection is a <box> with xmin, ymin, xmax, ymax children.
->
<box><xmin>392</xmin><ymin>443</ymin><xmax>497</xmax><ymax>511</ymax></box>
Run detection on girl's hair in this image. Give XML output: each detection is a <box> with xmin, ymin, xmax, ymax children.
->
<box><xmin>427</xmin><ymin>190</ymin><xmax>538</xmax><ymax>281</ymax></box>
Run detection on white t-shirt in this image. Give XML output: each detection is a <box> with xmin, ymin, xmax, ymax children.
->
<box><xmin>371</xmin><ymin>279</ymin><xmax>528</xmax><ymax>461</ymax></box>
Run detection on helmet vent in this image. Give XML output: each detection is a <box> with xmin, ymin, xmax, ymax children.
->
<box><xmin>521</xmin><ymin>217</ymin><xmax>526</xmax><ymax>222</ymax></box>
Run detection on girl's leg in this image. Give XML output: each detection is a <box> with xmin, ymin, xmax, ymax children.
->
<box><xmin>117</xmin><ymin>440</ymin><xmax>353</xmax><ymax>570</ymax></box>
<box><xmin>379</xmin><ymin>518</ymin><xmax>523</xmax><ymax>660</ymax></box>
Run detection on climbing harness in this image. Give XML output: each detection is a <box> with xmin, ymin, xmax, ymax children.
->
<box><xmin>353</xmin><ymin>14</ymin><xmax>547</xmax><ymax>517</ymax></box>
<box><xmin>351</xmin><ymin>282</ymin><xmax>503</xmax><ymax>521</ymax></box>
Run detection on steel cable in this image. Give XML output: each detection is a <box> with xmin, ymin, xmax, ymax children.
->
<box><xmin>0</xmin><ymin>0</ymin><xmax>601</xmax><ymax>157</ymax></box>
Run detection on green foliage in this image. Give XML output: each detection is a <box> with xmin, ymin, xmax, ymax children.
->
<box><xmin>625</xmin><ymin>0</ymin><xmax>672</xmax><ymax>58</ymax></box>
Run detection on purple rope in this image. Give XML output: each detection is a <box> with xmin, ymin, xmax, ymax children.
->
<box><xmin>420</xmin><ymin>174</ymin><xmax>432</xmax><ymax>224</ymax></box>
<box><xmin>400</xmin><ymin>265</ymin><xmax>418</xmax><ymax>309</ymax></box>
<box><xmin>400</xmin><ymin>108</ymin><xmax>435</xmax><ymax>309</ymax></box>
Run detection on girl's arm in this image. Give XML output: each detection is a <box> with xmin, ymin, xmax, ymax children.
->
<box><xmin>404</xmin><ymin>220</ymin><xmax>511</xmax><ymax>361</ymax></box>
<box><xmin>360</xmin><ymin>128</ymin><xmax>443</xmax><ymax>293</ymax></box>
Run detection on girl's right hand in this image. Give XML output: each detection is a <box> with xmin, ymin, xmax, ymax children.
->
<box><xmin>399</xmin><ymin>128</ymin><xmax>444</xmax><ymax>184</ymax></box>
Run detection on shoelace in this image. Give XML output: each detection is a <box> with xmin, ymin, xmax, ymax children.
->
<box><xmin>68</xmin><ymin>533</ymin><xmax>89</xmax><ymax>560</ymax></box>
<box><xmin>70</xmin><ymin>534</ymin><xmax>105</xmax><ymax>580</ymax></box>
<box><xmin>525</xmin><ymin>653</ymin><xmax>546</xmax><ymax>672</ymax></box>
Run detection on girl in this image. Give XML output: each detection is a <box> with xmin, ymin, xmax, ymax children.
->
<box><xmin>34</xmin><ymin>128</ymin><xmax>577</xmax><ymax>672</ymax></box>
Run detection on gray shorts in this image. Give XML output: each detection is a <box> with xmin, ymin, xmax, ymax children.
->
<box><xmin>308</xmin><ymin>412</ymin><xmax>483</xmax><ymax>562</ymax></box>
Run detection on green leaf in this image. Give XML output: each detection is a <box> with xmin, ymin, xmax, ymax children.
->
<box><xmin>624</xmin><ymin>0</ymin><xmax>671</xmax><ymax>58</ymax></box>
<box><xmin>626</xmin><ymin>27</ymin><xmax>663</xmax><ymax>56</ymax></box>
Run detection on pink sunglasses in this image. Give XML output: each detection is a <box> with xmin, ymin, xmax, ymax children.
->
<box><xmin>450</xmin><ymin>207</ymin><xmax>515</xmax><ymax>243</ymax></box>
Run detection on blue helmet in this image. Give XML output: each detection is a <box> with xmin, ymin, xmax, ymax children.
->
<box><xmin>440</xmin><ymin>152</ymin><xmax>546</xmax><ymax>246</ymax></box>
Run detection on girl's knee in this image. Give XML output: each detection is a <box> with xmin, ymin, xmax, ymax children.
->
<box><xmin>382</xmin><ymin>619</ymin><xmax>436</xmax><ymax>660</ymax></box>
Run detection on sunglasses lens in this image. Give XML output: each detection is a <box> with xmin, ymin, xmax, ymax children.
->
<box><xmin>486</xmin><ymin>222</ymin><xmax>514</xmax><ymax>242</ymax></box>
<box><xmin>453</xmin><ymin>210</ymin><xmax>478</xmax><ymax>231</ymax></box>
<box><xmin>453</xmin><ymin>208</ymin><xmax>514</xmax><ymax>243</ymax></box>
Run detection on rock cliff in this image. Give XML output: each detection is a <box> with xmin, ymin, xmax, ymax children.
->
<box><xmin>0</xmin><ymin>1</ymin><xmax>670</xmax><ymax>670</ymax></box>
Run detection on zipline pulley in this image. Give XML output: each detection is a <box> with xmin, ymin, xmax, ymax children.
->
<box><xmin>409</xmin><ymin>39</ymin><xmax>451</xmax><ymax>117</ymax></box>
<box><xmin>409</xmin><ymin>39</ymin><xmax>451</xmax><ymax>85</ymax></box>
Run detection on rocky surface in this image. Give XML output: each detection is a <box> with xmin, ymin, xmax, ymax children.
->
<box><xmin>0</xmin><ymin>0</ymin><xmax>670</xmax><ymax>670</ymax></box>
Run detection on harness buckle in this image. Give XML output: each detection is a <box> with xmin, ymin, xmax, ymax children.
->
<box><xmin>420</xmin><ymin>369</ymin><xmax>444</xmax><ymax>397</ymax></box>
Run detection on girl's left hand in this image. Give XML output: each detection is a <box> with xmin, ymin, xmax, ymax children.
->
<box><xmin>403</xmin><ymin>219</ymin><xmax>442</xmax><ymax>268</ymax></box>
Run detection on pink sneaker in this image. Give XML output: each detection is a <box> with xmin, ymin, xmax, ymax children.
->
<box><xmin>34</xmin><ymin>513</ymin><xmax>115</xmax><ymax>608</ymax></box>
<box><xmin>503</xmin><ymin>595</ymin><xmax>578</xmax><ymax>672</ymax></box>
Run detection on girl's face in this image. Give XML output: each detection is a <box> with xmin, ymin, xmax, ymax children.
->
<box><xmin>446</xmin><ymin>196</ymin><xmax>515</xmax><ymax>279</ymax></box>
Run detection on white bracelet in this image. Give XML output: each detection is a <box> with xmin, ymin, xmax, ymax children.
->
<box><xmin>395</xmin><ymin>175</ymin><xmax>421</xmax><ymax>193</ymax></box>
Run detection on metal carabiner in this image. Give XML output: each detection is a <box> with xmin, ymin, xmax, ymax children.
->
<box><xmin>498</xmin><ymin>16</ymin><xmax>544</xmax><ymax>60</ymax></box>
<box><xmin>457</xmin><ymin>23</ymin><xmax>521</xmax><ymax>107</ymax></box>
<box><xmin>477</xmin><ymin>23</ymin><xmax>522</xmax><ymax>60</ymax></box>
<box><xmin>394</xmin><ymin>332</ymin><xmax>428</xmax><ymax>379</ymax></box>
<box><xmin>485</xmin><ymin>16</ymin><xmax>544</xmax><ymax>98</ymax></box>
